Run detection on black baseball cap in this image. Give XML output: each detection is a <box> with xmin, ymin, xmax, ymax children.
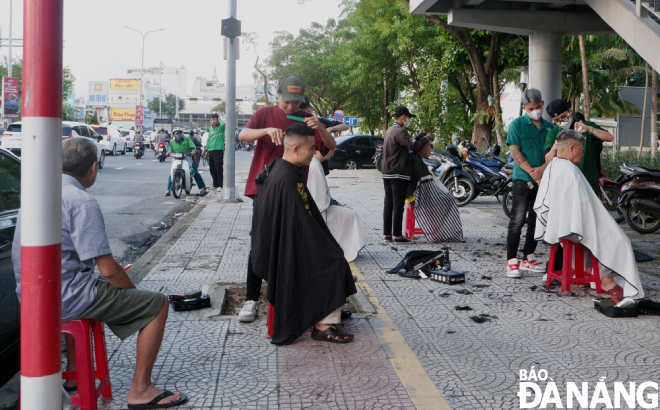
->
<box><xmin>546</xmin><ymin>99</ymin><xmax>571</xmax><ymax>118</ymax></box>
<box><xmin>278</xmin><ymin>76</ymin><xmax>305</xmax><ymax>102</ymax></box>
<box><xmin>393</xmin><ymin>106</ymin><xmax>416</xmax><ymax>118</ymax></box>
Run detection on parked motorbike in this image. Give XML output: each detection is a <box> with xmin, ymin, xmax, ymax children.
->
<box><xmin>170</xmin><ymin>152</ymin><xmax>194</xmax><ymax>199</ymax></box>
<box><xmin>373</xmin><ymin>144</ymin><xmax>383</xmax><ymax>172</ymax></box>
<box><xmin>133</xmin><ymin>142</ymin><xmax>144</xmax><ymax>159</ymax></box>
<box><xmin>599</xmin><ymin>177</ymin><xmax>624</xmax><ymax>223</ymax></box>
<box><xmin>618</xmin><ymin>163</ymin><xmax>660</xmax><ymax>233</ymax></box>
<box><xmin>432</xmin><ymin>145</ymin><xmax>477</xmax><ymax>207</ymax></box>
<box><xmin>157</xmin><ymin>143</ymin><xmax>167</xmax><ymax>162</ymax></box>
<box><xmin>458</xmin><ymin>141</ymin><xmax>511</xmax><ymax>203</ymax></box>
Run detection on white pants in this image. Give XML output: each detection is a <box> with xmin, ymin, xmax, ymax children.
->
<box><xmin>318</xmin><ymin>307</ymin><xmax>342</xmax><ymax>324</ymax></box>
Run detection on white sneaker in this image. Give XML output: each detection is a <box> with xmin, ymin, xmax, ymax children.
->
<box><xmin>238</xmin><ymin>300</ymin><xmax>258</xmax><ymax>323</ymax></box>
<box><xmin>520</xmin><ymin>255</ymin><xmax>545</xmax><ymax>273</ymax></box>
<box><xmin>506</xmin><ymin>258</ymin><xmax>521</xmax><ymax>278</ymax></box>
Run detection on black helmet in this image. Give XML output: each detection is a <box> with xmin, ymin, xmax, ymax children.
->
<box><xmin>492</xmin><ymin>144</ymin><xmax>501</xmax><ymax>156</ymax></box>
<box><xmin>446</xmin><ymin>144</ymin><xmax>461</xmax><ymax>159</ymax></box>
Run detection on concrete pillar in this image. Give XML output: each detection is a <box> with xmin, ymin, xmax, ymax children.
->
<box><xmin>529</xmin><ymin>32</ymin><xmax>563</xmax><ymax>121</ymax></box>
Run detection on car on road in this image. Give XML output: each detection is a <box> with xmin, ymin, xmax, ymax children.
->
<box><xmin>143</xmin><ymin>131</ymin><xmax>155</xmax><ymax>148</ymax></box>
<box><xmin>92</xmin><ymin>125</ymin><xmax>126</xmax><ymax>156</ymax></box>
<box><xmin>328</xmin><ymin>135</ymin><xmax>383</xmax><ymax>170</ymax></box>
<box><xmin>1</xmin><ymin>122</ymin><xmax>106</xmax><ymax>169</ymax></box>
<box><xmin>120</xmin><ymin>129</ymin><xmax>136</xmax><ymax>152</ymax></box>
<box><xmin>0</xmin><ymin>148</ymin><xmax>21</xmax><ymax>388</ymax></box>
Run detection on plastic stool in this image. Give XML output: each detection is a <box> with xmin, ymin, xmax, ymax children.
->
<box><xmin>266</xmin><ymin>303</ymin><xmax>274</xmax><ymax>339</ymax></box>
<box><xmin>404</xmin><ymin>203</ymin><xmax>424</xmax><ymax>240</ymax></box>
<box><xmin>62</xmin><ymin>319</ymin><xmax>112</xmax><ymax>410</ymax></box>
<box><xmin>546</xmin><ymin>239</ymin><xmax>602</xmax><ymax>295</ymax></box>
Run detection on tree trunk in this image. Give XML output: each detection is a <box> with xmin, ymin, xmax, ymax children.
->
<box><xmin>578</xmin><ymin>35</ymin><xmax>590</xmax><ymax>120</ymax></box>
<box><xmin>638</xmin><ymin>63</ymin><xmax>649</xmax><ymax>160</ymax></box>
<box><xmin>382</xmin><ymin>71</ymin><xmax>389</xmax><ymax>135</ymax></box>
<box><xmin>652</xmin><ymin>69</ymin><xmax>658</xmax><ymax>159</ymax></box>
<box><xmin>492</xmin><ymin>70</ymin><xmax>505</xmax><ymax>147</ymax></box>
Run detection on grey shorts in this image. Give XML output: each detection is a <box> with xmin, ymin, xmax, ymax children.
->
<box><xmin>76</xmin><ymin>281</ymin><xmax>165</xmax><ymax>340</ymax></box>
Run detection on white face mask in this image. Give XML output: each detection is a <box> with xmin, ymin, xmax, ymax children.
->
<box><xmin>527</xmin><ymin>109</ymin><xmax>542</xmax><ymax>121</ymax></box>
<box><xmin>558</xmin><ymin>116</ymin><xmax>573</xmax><ymax>130</ymax></box>
<box><xmin>403</xmin><ymin>118</ymin><xmax>411</xmax><ymax>128</ymax></box>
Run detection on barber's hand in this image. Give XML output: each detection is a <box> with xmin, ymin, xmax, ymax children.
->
<box><xmin>529</xmin><ymin>167</ymin><xmax>544</xmax><ymax>181</ymax></box>
<box><xmin>266</xmin><ymin>127</ymin><xmax>284</xmax><ymax>146</ymax></box>
<box><xmin>304</xmin><ymin>116</ymin><xmax>322</xmax><ymax>130</ymax></box>
<box><xmin>552</xmin><ymin>141</ymin><xmax>558</xmax><ymax>151</ymax></box>
<box><xmin>575</xmin><ymin>121</ymin><xmax>592</xmax><ymax>134</ymax></box>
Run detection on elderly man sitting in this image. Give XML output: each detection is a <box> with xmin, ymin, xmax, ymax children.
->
<box><xmin>307</xmin><ymin>150</ymin><xmax>365</xmax><ymax>262</ymax></box>
<box><xmin>533</xmin><ymin>130</ymin><xmax>644</xmax><ymax>299</ymax></box>
<box><xmin>12</xmin><ymin>138</ymin><xmax>188</xmax><ymax>409</ymax></box>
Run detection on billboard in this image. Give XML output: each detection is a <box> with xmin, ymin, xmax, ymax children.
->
<box><xmin>109</xmin><ymin>79</ymin><xmax>141</xmax><ymax>90</ymax></box>
<box><xmin>108</xmin><ymin>94</ymin><xmax>138</xmax><ymax>104</ymax></box>
<box><xmin>135</xmin><ymin>106</ymin><xmax>144</xmax><ymax>126</ymax></box>
<box><xmin>2</xmin><ymin>77</ymin><xmax>20</xmax><ymax>118</ymax></box>
<box><xmin>88</xmin><ymin>81</ymin><xmax>108</xmax><ymax>105</ymax></box>
<box><xmin>109</xmin><ymin>108</ymin><xmax>136</xmax><ymax>121</ymax></box>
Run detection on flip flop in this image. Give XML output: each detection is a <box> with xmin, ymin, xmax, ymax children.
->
<box><xmin>62</xmin><ymin>383</ymin><xmax>77</xmax><ymax>393</ymax></box>
<box><xmin>311</xmin><ymin>325</ymin><xmax>354</xmax><ymax>343</ymax></box>
<box><xmin>603</xmin><ymin>285</ymin><xmax>624</xmax><ymax>299</ymax></box>
<box><xmin>127</xmin><ymin>390</ymin><xmax>189</xmax><ymax>409</ymax></box>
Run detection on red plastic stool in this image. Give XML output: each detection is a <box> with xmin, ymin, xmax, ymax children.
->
<box><xmin>62</xmin><ymin>319</ymin><xmax>112</xmax><ymax>410</ymax></box>
<box><xmin>266</xmin><ymin>303</ymin><xmax>274</xmax><ymax>339</ymax></box>
<box><xmin>546</xmin><ymin>238</ymin><xmax>602</xmax><ymax>294</ymax></box>
<box><xmin>404</xmin><ymin>203</ymin><xmax>424</xmax><ymax>240</ymax></box>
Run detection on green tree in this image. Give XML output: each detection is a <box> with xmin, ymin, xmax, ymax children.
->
<box><xmin>148</xmin><ymin>93</ymin><xmax>185</xmax><ymax>119</ymax></box>
<box><xmin>84</xmin><ymin>111</ymin><xmax>98</xmax><ymax>124</ymax></box>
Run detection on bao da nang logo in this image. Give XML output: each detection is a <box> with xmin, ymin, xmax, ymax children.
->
<box><xmin>518</xmin><ymin>367</ymin><xmax>658</xmax><ymax>409</ymax></box>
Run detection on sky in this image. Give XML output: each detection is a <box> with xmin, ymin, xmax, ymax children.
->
<box><xmin>0</xmin><ymin>0</ymin><xmax>344</xmax><ymax>99</ymax></box>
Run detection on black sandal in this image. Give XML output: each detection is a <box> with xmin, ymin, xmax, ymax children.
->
<box><xmin>311</xmin><ymin>325</ymin><xmax>354</xmax><ymax>343</ymax></box>
<box><xmin>127</xmin><ymin>390</ymin><xmax>189</xmax><ymax>409</ymax></box>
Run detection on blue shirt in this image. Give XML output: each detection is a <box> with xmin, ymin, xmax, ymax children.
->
<box><xmin>12</xmin><ymin>174</ymin><xmax>112</xmax><ymax>321</ymax></box>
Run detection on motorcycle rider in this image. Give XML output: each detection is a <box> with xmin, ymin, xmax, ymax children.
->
<box><xmin>155</xmin><ymin>129</ymin><xmax>170</xmax><ymax>152</ymax></box>
<box><xmin>133</xmin><ymin>129</ymin><xmax>145</xmax><ymax>156</ymax></box>
<box><xmin>164</xmin><ymin>130</ymin><xmax>208</xmax><ymax>197</ymax></box>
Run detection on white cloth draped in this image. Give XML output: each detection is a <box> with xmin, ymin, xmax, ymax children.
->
<box><xmin>307</xmin><ymin>157</ymin><xmax>365</xmax><ymax>262</ymax></box>
<box><xmin>534</xmin><ymin>158</ymin><xmax>644</xmax><ymax>299</ymax></box>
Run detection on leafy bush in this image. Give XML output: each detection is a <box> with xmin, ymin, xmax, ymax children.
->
<box><xmin>601</xmin><ymin>148</ymin><xmax>660</xmax><ymax>180</ymax></box>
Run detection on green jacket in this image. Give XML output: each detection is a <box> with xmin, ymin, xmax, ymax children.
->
<box><xmin>169</xmin><ymin>136</ymin><xmax>196</xmax><ymax>154</ymax></box>
<box><xmin>505</xmin><ymin>114</ymin><xmax>554</xmax><ymax>183</ymax></box>
<box><xmin>207</xmin><ymin>121</ymin><xmax>226</xmax><ymax>151</ymax></box>
<box><xmin>544</xmin><ymin>120</ymin><xmax>603</xmax><ymax>193</ymax></box>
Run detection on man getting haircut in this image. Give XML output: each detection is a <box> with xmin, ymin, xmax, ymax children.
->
<box><xmin>250</xmin><ymin>123</ymin><xmax>357</xmax><ymax>345</ymax></box>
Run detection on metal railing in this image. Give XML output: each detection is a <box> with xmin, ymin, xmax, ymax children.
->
<box><xmin>637</xmin><ymin>0</ymin><xmax>660</xmax><ymax>18</ymax></box>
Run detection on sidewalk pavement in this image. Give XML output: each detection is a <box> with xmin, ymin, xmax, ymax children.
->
<box><xmin>99</xmin><ymin>169</ymin><xmax>660</xmax><ymax>410</ymax></box>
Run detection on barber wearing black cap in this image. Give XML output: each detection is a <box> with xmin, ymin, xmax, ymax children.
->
<box><xmin>543</xmin><ymin>99</ymin><xmax>613</xmax><ymax>193</ymax></box>
<box><xmin>382</xmin><ymin>106</ymin><xmax>429</xmax><ymax>243</ymax></box>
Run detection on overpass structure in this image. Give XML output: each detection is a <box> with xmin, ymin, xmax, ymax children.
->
<box><xmin>410</xmin><ymin>0</ymin><xmax>660</xmax><ymax>119</ymax></box>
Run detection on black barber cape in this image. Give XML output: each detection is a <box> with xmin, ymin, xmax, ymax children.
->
<box><xmin>251</xmin><ymin>157</ymin><xmax>357</xmax><ymax>345</ymax></box>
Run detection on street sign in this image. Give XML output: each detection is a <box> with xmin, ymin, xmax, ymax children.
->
<box><xmin>334</xmin><ymin>110</ymin><xmax>344</xmax><ymax>121</ymax></box>
<box><xmin>343</xmin><ymin>116</ymin><xmax>358</xmax><ymax>126</ymax></box>
<box><xmin>88</xmin><ymin>81</ymin><xmax>108</xmax><ymax>106</ymax></box>
<box><xmin>2</xmin><ymin>77</ymin><xmax>19</xmax><ymax>118</ymax></box>
<box><xmin>135</xmin><ymin>105</ymin><xmax>144</xmax><ymax>126</ymax></box>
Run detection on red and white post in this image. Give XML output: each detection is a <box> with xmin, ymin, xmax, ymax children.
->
<box><xmin>20</xmin><ymin>0</ymin><xmax>64</xmax><ymax>408</ymax></box>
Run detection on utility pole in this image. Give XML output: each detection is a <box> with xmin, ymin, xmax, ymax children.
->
<box><xmin>222</xmin><ymin>0</ymin><xmax>240</xmax><ymax>200</ymax></box>
<box><xmin>159</xmin><ymin>62</ymin><xmax>163</xmax><ymax>118</ymax></box>
<box><xmin>7</xmin><ymin>0</ymin><xmax>13</xmax><ymax>125</ymax></box>
<box><xmin>21</xmin><ymin>0</ymin><xmax>64</xmax><ymax>408</ymax></box>
<box><xmin>125</xmin><ymin>27</ymin><xmax>163</xmax><ymax>117</ymax></box>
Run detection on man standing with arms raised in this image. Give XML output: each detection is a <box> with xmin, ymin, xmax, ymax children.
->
<box><xmin>237</xmin><ymin>75</ymin><xmax>337</xmax><ymax>322</ymax></box>
<box><xmin>505</xmin><ymin>88</ymin><xmax>554</xmax><ymax>278</ymax></box>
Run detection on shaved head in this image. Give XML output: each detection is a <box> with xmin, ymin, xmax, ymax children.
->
<box><xmin>282</xmin><ymin>123</ymin><xmax>317</xmax><ymax>167</ymax></box>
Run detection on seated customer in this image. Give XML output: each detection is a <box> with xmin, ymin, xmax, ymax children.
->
<box><xmin>12</xmin><ymin>138</ymin><xmax>188</xmax><ymax>409</ymax></box>
<box><xmin>534</xmin><ymin>130</ymin><xmax>644</xmax><ymax>299</ymax></box>
<box><xmin>407</xmin><ymin>134</ymin><xmax>463</xmax><ymax>242</ymax></box>
<box><xmin>250</xmin><ymin>124</ymin><xmax>357</xmax><ymax>345</ymax></box>
<box><xmin>307</xmin><ymin>151</ymin><xmax>365</xmax><ymax>262</ymax></box>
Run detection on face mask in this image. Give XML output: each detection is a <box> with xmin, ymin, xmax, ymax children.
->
<box><xmin>558</xmin><ymin>116</ymin><xmax>573</xmax><ymax>130</ymax></box>
<box><xmin>175</xmin><ymin>135</ymin><xmax>183</xmax><ymax>142</ymax></box>
<box><xmin>527</xmin><ymin>109</ymin><xmax>542</xmax><ymax>121</ymax></box>
<box><xmin>403</xmin><ymin>119</ymin><xmax>411</xmax><ymax>128</ymax></box>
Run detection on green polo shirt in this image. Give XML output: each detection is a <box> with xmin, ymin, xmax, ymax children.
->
<box><xmin>206</xmin><ymin>122</ymin><xmax>226</xmax><ymax>151</ymax></box>
<box><xmin>169</xmin><ymin>136</ymin><xmax>196</xmax><ymax>154</ymax></box>
<box><xmin>506</xmin><ymin>114</ymin><xmax>554</xmax><ymax>183</ymax></box>
<box><xmin>544</xmin><ymin>121</ymin><xmax>603</xmax><ymax>193</ymax></box>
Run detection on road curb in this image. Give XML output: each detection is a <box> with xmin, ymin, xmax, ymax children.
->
<box><xmin>349</xmin><ymin>263</ymin><xmax>451</xmax><ymax>410</ymax></box>
<box><xmin>128</xmin><ymin>202</ymin><xmax>207</xmax><ymax>285</ymax></box>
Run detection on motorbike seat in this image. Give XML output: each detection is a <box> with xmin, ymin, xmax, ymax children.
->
<box><xmin>423</xmin><ymin>158</ymin><xmax>441</xmax><ymax>167</ymax></box>
<box><xmin>482</xmin><ymin>160</ymin><xmax>502</xmax><ymax>168</ymax></box>
<box><xmin>632</xmin><ymin>165</ymin><xmax>660</xmax><ymax>176</ymax></box>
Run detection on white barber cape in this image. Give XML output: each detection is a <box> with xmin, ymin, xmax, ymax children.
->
<box><xmin>534</xmin><ymin>157</ymin><xmax>644</xmax><ymax>298</ymax></box>
<box><xmin>307</xmin><ymin>157</ymin><xmax>365</xmax><ymax>262</ymax></box>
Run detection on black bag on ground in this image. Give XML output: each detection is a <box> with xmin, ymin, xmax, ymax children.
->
<box><xmin>386</xmin><ymin>249</ymin><xmax>449</xmax><ymax>274</ymax></box>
